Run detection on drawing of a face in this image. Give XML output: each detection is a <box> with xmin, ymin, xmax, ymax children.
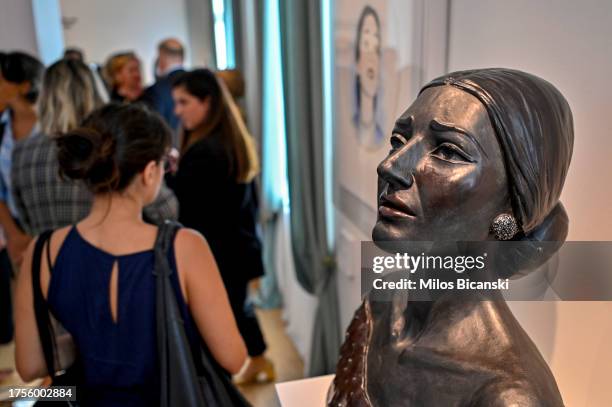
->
<box><xmin>356</xmin><ymin>10</ymin><xmax>380</xmax><ymax>98</ymax></box>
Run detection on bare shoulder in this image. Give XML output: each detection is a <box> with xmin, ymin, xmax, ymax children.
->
<box><xmin>48</xmin><ymin>226</ymin><xmax>73</xmax><ymax>263</ymax></box>
<box><xmin>174</xmin><ymin>228</ymin><xmax>215</xmax><ymax>270</ymax></box>
<box><xmin>23</xmin><ymin>226</ymin><xmax>72</xmax><ymax>267</ymax></box>
<box><xmin>175</xmin><ymin>227</ymin><xmax>209</xmax><ymax>249</ymax></box>
<box><xmin>173</xmin><ymin>228</ymin><xmax>219</xmax><ymax>300</ymax></box>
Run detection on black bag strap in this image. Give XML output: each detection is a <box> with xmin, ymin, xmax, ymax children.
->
<box><xmin>155</xmin><ymin>221</ymin><xmax>206</xmax><ymax>407</ymax></box>
<box><xmin>31</xmin><ymin>230</ymin><xmax>58</xmax><ymax>377</ymax></box>
<box><xmin>153</xmin><ymin>220</ymin><xmax>180</xmax><ymax>277</ymax></box>
<box><xmin>154</xmin><ymin>220</ymin><xmax>251</xmax><ymax>407</ymax></box>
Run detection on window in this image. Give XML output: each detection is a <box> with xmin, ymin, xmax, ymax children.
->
<box><xmin>211</xmin><ymin>0</ymin><xmax>235</xmax><ymax>69</ymax></box>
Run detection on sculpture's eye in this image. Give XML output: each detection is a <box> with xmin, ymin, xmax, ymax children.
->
<box><xmin>431</xmin><ymin>143</ymin><xmax>473</xmax><ymax>163</ymax></box>
<box><xmin>389</xmin><ymin>134</ymin><xmax>407</xmax><ymax>154</ymax></box>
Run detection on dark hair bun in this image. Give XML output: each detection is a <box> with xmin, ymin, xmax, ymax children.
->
<box><xmin>496</xmin><ymin>202</ymin><xmax>569</xmax><ymax>278</ymax></box>
<box><xmin>56</xmin><ymin>126</ymin><xmax>119</xmax><ymax>192</ymax></box>
<box><xmin>55</xmin><ymin>103</ymin><xmax>172</xmax><ymax>193</ymax></box>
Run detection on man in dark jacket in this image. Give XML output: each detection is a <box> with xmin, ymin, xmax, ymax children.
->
<box><xmin>140</xmin><ymin>38</ymin><xmax>185</xmax><ymax>139</ymax></box>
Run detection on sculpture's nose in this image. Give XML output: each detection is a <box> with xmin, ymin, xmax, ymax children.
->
<box><xmin>377</xmin><ymin>140</ymin><xmax>418</xmax><ymax>191</ymax></box>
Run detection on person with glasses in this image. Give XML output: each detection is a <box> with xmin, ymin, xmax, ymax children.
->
<box><xmin>0</xmin><ymin>51</ymin><xmax>43</xmax><ymax>266</ymax></box>
<box><xmin>14</xmin><ymin>104</ymin><xmax>247</xmax><ymax>405</ymax></box>
<box><xmin>0</xmin><ymin>53</ymin><xmax>43</xmax><ymax>372</ymax></box>
<box><xmin>11</xmin><ymin>59</ymin><xmax>177</xmax><ymax>237</ymax></box>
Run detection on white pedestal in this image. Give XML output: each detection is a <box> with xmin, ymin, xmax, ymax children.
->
<box><xmin>275</xmin><ymin>374</ymin><xmax>335</xmax><ymax>407</ymax></box>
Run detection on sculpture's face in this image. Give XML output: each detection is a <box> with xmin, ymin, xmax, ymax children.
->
<box><xmin>373</xmin><ymin>86</ymin><xmax>511</xmax><ymax>242</ymax></box>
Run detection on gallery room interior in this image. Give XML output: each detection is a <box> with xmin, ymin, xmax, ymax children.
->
<box><xmin>0</xmin><ymin>0</ymin><xmax>611</xmax><ymax>406</ymax></box>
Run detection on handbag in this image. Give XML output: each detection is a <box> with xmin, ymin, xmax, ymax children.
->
<box><xmin>154</xmin><ymin>220</ymin><xmax>252</xmax><ymax>407</ymax></box>
<box><xmin>31</xmin><ymin>231</ymin><xmax>84</xmax><ymax>406</ymax></box>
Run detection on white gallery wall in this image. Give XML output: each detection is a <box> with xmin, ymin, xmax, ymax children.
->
<box><xmin>59</xmin><ymin>0</ymin><xmax>204</xmax><ymax>85</ymax></box>
<box><xmin>448</xmin><ymin>0</ymin><xmax>612</xmax><ymax>242</ymax></box>
<box><xmin>448</xmin><ymin>1</ymin><xmax>612</xmax><ymax>406</ymax></box>
<box><xmin>0</xmin><ymin>0</ymin><xmax>39</xmax><ymax>56</ymax></box>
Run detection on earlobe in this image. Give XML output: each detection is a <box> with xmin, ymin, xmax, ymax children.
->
<box><xmin>202</xmin><ymin>96</ymin><xmax>212</xmax><ymax>116</ymax></box>
<box><xmin>142</xmin><ymin>161</ymin><xmax>158</xmax><ymax>187</ymax></box>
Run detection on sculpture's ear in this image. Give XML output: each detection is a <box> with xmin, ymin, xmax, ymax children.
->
<box><xmin>495</xmin><ymin>202</ymin><xmax>568</xmax><ymax>278</ymax></box>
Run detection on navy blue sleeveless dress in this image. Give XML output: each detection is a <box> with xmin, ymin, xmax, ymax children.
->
<box><xmin>46</xmin><ymin>226</ymin><xmax>201</xmax><ymax>406</ymax></box>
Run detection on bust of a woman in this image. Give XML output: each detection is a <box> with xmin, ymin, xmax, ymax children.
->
<box><xmin>329</xmin><ymin>68</ymin><xmax>573</xmax><ymax>406</ymax></box>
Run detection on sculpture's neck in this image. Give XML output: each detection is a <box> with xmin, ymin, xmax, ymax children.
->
<box><xmin>397</xmin><ymin>289</ymin><xmax>508</xmax><ymax>344</ymax></box>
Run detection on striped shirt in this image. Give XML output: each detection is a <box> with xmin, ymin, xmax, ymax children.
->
<box><xmin>11</xmin><ymin>132</ymin><xmax>179</xmax><ymax>236</ymax></box>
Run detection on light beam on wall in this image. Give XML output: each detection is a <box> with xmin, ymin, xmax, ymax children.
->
<box><xmin>211</xmin><ymin>0</ymin><xmax>235</xmax><ymax>70</ymax></box>
<box><xmin>322</xmin><ymin>0</ymin><xmax>335</xmax><ymax>248</ymax></box>
<box><xmin>32</xmin><ymin>0</ymin><xmax>64</xmax><ymax>65</ymax></box>
<box><xmin>262</xmin><ymin>0</ymin><xmax>289</xmax><ymax>211</ymax></box>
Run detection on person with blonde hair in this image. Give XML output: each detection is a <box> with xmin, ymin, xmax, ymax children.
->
<box><xmin>12</xmin><ymin>58</ymin><xmax>178</xmax><ymax>238</ymax></box>
<box><xmin>103</xmin><ymin>52</ymin><xmax>143</xmax><ymax>102</ymax></box>
<box><xmin>14</xmin><ymin>103</ymin><xmax>246</xmax><ymax>405</ymax></box>
<box><xmin>170</xmin><ymin>68</ymin><xmax>273</xmax><ymax>384</ymax></box>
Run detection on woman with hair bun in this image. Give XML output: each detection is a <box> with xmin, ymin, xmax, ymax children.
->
<box><xmin>12</xmin><ymin>59</ymin><xmax>177</xmax><ymax>237</ymax></box>
<box><xmin>14</xmin><ymin>104</ymin><xmax>247</xmax><ymax>406</ymax></box>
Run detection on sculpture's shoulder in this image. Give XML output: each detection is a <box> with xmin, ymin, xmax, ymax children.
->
<box><xmin>471</xmin><ymin>380</ymin><xmax>564</xmax><ymax>407</ymax></box>
<box><xmin>327</xmin><ymin>299</ymin><xmax>373</xmax><ymax>406</ymax></box>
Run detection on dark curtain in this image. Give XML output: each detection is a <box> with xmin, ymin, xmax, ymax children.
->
<box><xmin>279</xmin><ymin>0</ymin><xmax>341</xmax><ymax>375</ymax></box>
<box><xmin>231</xmin><ymin>0</ymin><xmax>282</xmax><ymax>308</ymax></box>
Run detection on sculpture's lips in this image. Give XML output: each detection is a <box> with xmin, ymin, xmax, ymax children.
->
<box><xmin>378</xmin><ymin>194</ymin><xmax>416</xmax><ymax>219</ymax></box>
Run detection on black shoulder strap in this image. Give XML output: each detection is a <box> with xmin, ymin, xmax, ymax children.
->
<box><xmin>31</xmin><ymin>230</ymin><xmax>57</xmax><ymax>377</ymax></box>
<box><xmin>154</xmin><ymin>220</ymin><xmax>251</xmax><ymax>407</ymax></box>
<box><xmin>154</xmin><ymin>220</ymin><xmax>181</xmax><ymax>276</ymax></box>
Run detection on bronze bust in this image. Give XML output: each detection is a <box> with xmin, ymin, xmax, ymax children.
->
<box><xmin>329</xmin><ymin>69</ymin><xmax>572</xmax><ymax>406</ymax></box>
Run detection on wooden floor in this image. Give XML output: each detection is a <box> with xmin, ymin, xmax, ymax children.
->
<box><xmin>0</xmin><ymin>308</ymin><xmax>304</xmax><ymax>407</ymax></box>
<box><xmin>238</xmin><ymin>308</ymin><xmax>305</xmax><ymax>407</ymax></box>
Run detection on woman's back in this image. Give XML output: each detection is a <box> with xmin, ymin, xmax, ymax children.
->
<box><xmin>45</xmin><ymin>224</ymin><xmax>198</xmax><ymax>406</ymax></box>
<box><xmin>11</xmin><ymin>133</ymin><xmax>179</xmax><ymax>236</ymax></box>
<box><xmin>168</xmin><ymin>133</ymin><xmax>264</xmax><ymax>284</ymax></box>
<box><xmin>14</xmin><ymin>103</ymin><xmax>247</xmax><ymax>406</ymax></box>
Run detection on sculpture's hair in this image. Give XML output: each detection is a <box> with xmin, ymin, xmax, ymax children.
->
<box><xmin>39</xmin><ymin>59</ymin><xmax>103</xmax><ymax>135</ymax></box>
<box><xmin>421</xmin><ymin>68</ymin><xmax>574</xmax><ymax>271</ymax></box>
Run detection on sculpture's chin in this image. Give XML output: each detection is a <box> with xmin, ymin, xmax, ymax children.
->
<box><xmin>372</xmin><ymin>219</ymin><xmax>412</xmax><ymax>243</ymax></box>
<box><xmin>372</xmin><ymin>220</ymin><xmax>392</xmax><ymax>243</ymax></box>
